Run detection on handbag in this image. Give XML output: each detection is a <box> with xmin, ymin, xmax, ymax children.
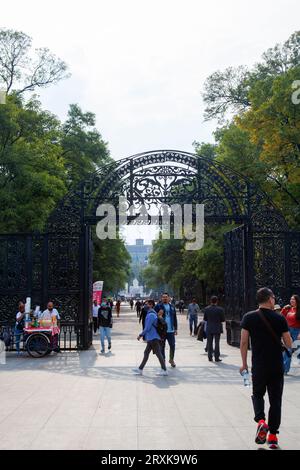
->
<box><xmin>257</xmin><ymin>309</ymin><xmax>291</xmax><ymax>358</ymax></box>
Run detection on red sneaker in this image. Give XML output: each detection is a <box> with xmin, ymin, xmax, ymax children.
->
<box><xmin>255</xmin><ymin>420</ymin><xmax>269</xmax><ymax>444</ymax></box>
<box><xmin>267</xmin><ymin>433</ymin><xmax>279</xmax><ymax>450</ymax></box>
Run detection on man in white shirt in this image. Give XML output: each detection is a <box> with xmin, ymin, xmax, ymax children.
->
<box><xmin>40</xmin><ymin>301</ymin><xmax>61</xmax><ymax>322</ymax></box>
<box><xmin>92</xmin><ymin>300</ymin><xmax>99</xmax><ymax>334</ymax></box>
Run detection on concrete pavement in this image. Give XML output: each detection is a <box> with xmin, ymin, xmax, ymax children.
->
<box><xmin>1</xmin><ymin>304</ymin><xmax>300</xmax><ymax>450</ymax></box>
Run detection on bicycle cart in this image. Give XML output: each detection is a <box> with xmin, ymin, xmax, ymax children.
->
<box><xmin>24</xmin><ymin>326</ymin><xmax>60</xmax><ymax>358</ymax></box>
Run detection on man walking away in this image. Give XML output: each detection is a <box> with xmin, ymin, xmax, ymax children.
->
<box><xmin>135</xmin><ymin>300</ymin><xmax>142</xmax><ymax>318</ymax></box>
<box><xmin>139</xmin><ymin>300</ymin><xmax>149</xmax><ymax>329</ymax></box>
<box><xmin>92</xmin><ymin>300</ymin><xmax>99</xmax><ymax>335</ymax></box>
<box><xmin>188</xmin><ymin>298</ymin><xmax>200</xmax><ymax>336</ymax></box>
<box><xmin>240</xmin><ymin>287</ymin><xmax>292</xmax><ymax>449</ymax></box>
<box><xmin>98</xmin><ymin>297</ymin><xmax>113</xmax><ymax>354</ymax></box>
<box><xmin>133</xmin><ymin>300</ymin><xmax>167</xmax><ymax>376</ymax></box>
<box><xmin>155</xmin><ymin>293</ymin><xmax>178</xmax><ymax>368</ymax></box>
<box><xmin>203</xmin><ymin>296</ymin><xmax>225</xmax><ymax>362</ymax></box>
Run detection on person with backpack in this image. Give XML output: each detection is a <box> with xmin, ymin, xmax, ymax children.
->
<box><xmin>133</xmin><ymin>299</ymin><xmax>168</xmax><ymax>376</ymax></box>
<box><xmin>15</xmin><ymin>301</ymin><xmax>25</xmax><ymax>356</ymax></box>
<box><xmin>155</xmin><ymin>292</ymin><xmax>178</xmax><ymax>368</ymax></box>
<box><xmin>240</xmin><ymin>287</ymin><xmax>292</xmax><ymax>450</ymax></box>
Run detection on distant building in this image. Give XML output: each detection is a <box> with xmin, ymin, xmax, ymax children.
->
<box><xmin>126</xmin><ymin>239</ymin><xmax>152</xmax><ymax>265</ymax></box>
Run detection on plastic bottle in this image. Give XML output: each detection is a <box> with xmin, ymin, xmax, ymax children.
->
<box><xmin>241</xmin><ymin>369</ymin><xmax>250</xmax><ymax>387</ymax></box>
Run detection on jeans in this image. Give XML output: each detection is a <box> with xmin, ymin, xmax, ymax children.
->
<box><xmin>283</xmin><ymin>327</ymin><xmax>300</xmax><ymax>373</ymax></box>
<box><xmin>139</xmin><ymin>339</ymin><xmax>166</xmax><ymax>370</ymax></box>
<box><xmin>100</xmin><ymin>327</ymin><xmax>111</xmax><ymax>351</ymax></box>
<box><xmin>189</xmin><ymin>314</ymin><xmax>198</xmax><ymax>335</ymax></box>
<box><xmin>252</xmin><ymin>369</ymin><xmax>284</xmax><ymax>435</ymax></box>
<box><xmin>161</xmin><ymin>332</ymin><xmax>176</xmax><ymax>361</ymax></box>
<box><xmin>207</xmin><ymin>333</ymin><xmax>220</xmax><ymax>360</ymax></box>
<box><xmin>14</xmin><ymin>328</ymin><xmax>23</xmax><ymax>353</ymax></box>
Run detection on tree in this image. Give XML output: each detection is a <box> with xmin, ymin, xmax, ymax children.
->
<box><xmin>61</xmin><ymin>104</ymin><xmax>111</xmax><ymax>186</ymax></box>
<box><xmin>202</xmin><ymin>31</ymin><xmax>300</xmax><ymax>123</ymax></box>
<box><xmin>0</xmin><ymin>29</ymin><xmax>69</xmax><ymax>95</ymax></box>
<box><xmin>192</xmin><ymin>141</ymin><xmax>217</xmax><ymax>159</ymax></box>
<box><xmin>0</xmin><ymin>95</ymin><xmax>66</xmax><ymax>232</ymax></box>
<box><xmin>202</xmin><ymin>65</ymin><xmax>251</xmax><ymax>123</ymax></box>
<box><xmin>92</xmin><ymin>231</ymin><xmax>131</xmax><ymax>295</ymax></box>
<box><xmin>201</xmin><ymin>31</ymin><xmax>300</xmax><ymax>228</ymax></box>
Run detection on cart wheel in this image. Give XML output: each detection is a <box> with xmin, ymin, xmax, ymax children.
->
<box><xmin>26</xmin><ymin>334</ymin><xmax>50</xmax><ymax>358</ymax></box>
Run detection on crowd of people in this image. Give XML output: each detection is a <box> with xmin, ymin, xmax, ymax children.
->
<box><xmin>10</xmin><ymin>288</ymin><xmax>300</xmax><ymax>449</ymax></box>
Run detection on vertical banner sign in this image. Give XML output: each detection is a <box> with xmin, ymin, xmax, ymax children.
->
<box><xmin>93</xmin><ymin>281</ymin><xmax>104</xmax><ymax>304</ymax></box>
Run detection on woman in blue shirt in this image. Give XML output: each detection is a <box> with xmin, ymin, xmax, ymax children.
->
<box><xmin>132</xmin><ymin>300</ymin><xmax>168</xmax><ymax>376</ymax></box>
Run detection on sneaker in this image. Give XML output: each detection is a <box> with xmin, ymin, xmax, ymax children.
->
<box><xmin>132</xmin><ymin>368</ymin><xmax>143</xmax><ymax>375</ymax></box>
<box><xmin>267</xmin><ymin>433</ymin><xmax>279</xmax><ymax>450</ymax></box>
<box><xmin>255</xmin><ymin>420</ymin><xmax>269</xmax><ymax>445</ymax></box>
<box><xmin>108</xmin><ymin>343</ymin><xmax>112</xmax><ymax>350</ymax></box>
<box><xmin>156</xmin><ymin>369</ymin><xmax>169</xmax><ymax>376</ymax></box>
<box><xmin>215</xmin><ymin>358</ymin><xmax>222</xmax><ymax>362</ymax></box>
<box><xmin>100</xmin><ymin>350</ymin><xmax>105</xmax><ymax>354</ymax></box>
<box><xmin>169</xmin><ymin>360</ymin><xmax>176</xmax><ymax>368</ymax></box>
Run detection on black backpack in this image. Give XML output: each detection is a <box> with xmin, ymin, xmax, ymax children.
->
<box><xmin>155</xmin><ymin>317</ymin><xmax>168</xmax><ymax>340</ymax></box>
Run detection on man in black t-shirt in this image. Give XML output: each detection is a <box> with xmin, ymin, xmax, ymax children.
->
<box><xmin>240</xmin><ymin>287</ymin><xmax>292</xmax><ymax>449</ymax></box>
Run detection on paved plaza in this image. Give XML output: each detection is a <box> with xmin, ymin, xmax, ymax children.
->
<box><xmin>1</xmin><ymin>304</ymin><xmax>300</xmax><ymax>450</ymax></box>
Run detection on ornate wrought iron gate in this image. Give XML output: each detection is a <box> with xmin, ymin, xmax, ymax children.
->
<box><xmin>1</xmin><ymin>150</ymin><xmax>299</xmax><ymax>349</ymax></box>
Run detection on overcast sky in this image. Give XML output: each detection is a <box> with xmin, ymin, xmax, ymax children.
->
<box><xmin>1</xmin><ymin>0</ymin><xmax>300</xmax><ymax>243</ymax></box>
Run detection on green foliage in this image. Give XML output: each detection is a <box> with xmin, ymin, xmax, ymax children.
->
<box><xmin>0</xmin><ymin>95</ymin><xmax>66</xmax><ymax>232</ymax></box>
<box><xmin>143</xmin><ymin>225</ymin><xmax>235</xmax><ymax>301</ymax></box>
<box><xmin>61</xmin><ymin>104</ymin><xmax>110</xmax><ymax>186</ymax></box>
<box><xmin>92</xmin><ymin>232</ymin><xmax>131</xmax><ymax>295</ymax></box>
<box><xmin>202</xmin><ymin>30</ymin><xmax>300</xmax><ymax>228</ymax></box>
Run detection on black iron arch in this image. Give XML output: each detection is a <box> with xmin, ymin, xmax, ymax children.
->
<box><xmin>47</xmin><ymin>149</ymin><xmax>288</xmax><ymax>234</ymax></box>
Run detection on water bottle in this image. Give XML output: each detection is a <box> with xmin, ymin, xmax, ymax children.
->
<box><xmin>25</xmin><ymin>313</ymin><xmax>30</xmax><ymax>329</ymax></box>
<box><xmin>241</xmin><ymin>369</ymin><xmax>250</xmax><ymax>387</ymax></box>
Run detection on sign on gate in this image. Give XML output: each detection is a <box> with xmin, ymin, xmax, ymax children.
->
<box><xmin>93</xmin><ymin>281</ymin><xmax>104</xmax><ymax>304</ymax></box>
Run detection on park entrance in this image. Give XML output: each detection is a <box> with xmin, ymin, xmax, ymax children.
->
<box><xmin>1</xmin><ymin>150</ymin><xmax>300</xmax><ymax>348</ymax></box>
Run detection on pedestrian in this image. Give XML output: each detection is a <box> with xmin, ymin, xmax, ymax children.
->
<box><xmin>133</xmin><ymin>300</ymin><xmax>168</xmax><ymax>376</ymax></box>
<box><xmin>135</xmin><ymin>300</ymin><xmax>141</xmax><ymax>318</ymax></box>
<box><xmin>40</xmin><ymin>301</ymin><xmax>61</xmax><ymax>353</ymax></box>
<box><xmin>240</xmin><ymin>287</ymin><xmax>292</xmax><ymax>449</ymax></box>
<box><xmin>98</xmin><ymin>297</ymin><xmax>113</xmax><ymax>354</ymax></box>
<box><xmin>178</xmin><ymin>300</ymin><xmax>184</xmax><ymax>315</ymax></box>
<box><xmin>203</xmin><ymin>296</ymin><xmax>225</xmax><ymax>362</ymax></box>
<box><xmin>130</xmin><ymin>299</ymin><xmax>134</xmax><ymax>310</ymax></box>
<box><xmin>116</xmin><ymin>299</ymin><xmax>121</xmax><ymax>318</ymax></box>
<box><xmin>139</xmin><ymin>300</ymin><xmax>149</xmax><ymax>330</ymax></box>
<box><xmin>15</xmin><ymin>301</ymin><xmax>25</xmax><ymax>356</ymax></box>
<box><xmin>281</xmin><ymin>294</ymin><xmax>300</xmax><ymax>374</ymax></box>
<box><xmin>188</xmin><ymin>298</ymin><xmax>200</xmax><ymax>336</ymax></box>
<box><xmin>92</xmin><ymin>300</ymin><xmax>99</xmax><ymax>335</ymax></box>
<box><xmin>155</xmin><ymin>293</ymin><xmax>178</xmax><ymax>368</ymax></box>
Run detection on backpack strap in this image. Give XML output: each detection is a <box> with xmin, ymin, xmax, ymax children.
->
<box><xmin>257</xmin><ymin>309</ymin><xmax>290</xmax><ymax>356</ymax></box>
